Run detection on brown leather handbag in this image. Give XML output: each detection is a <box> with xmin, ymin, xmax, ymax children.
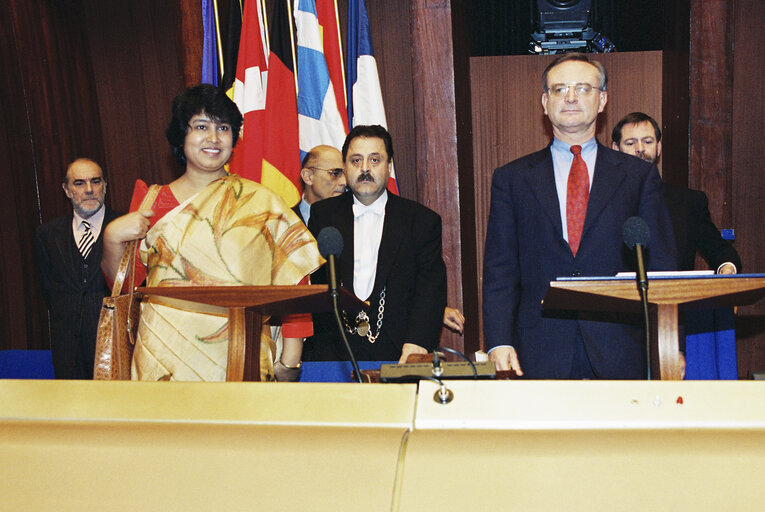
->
<box><xmin>93</xmin><ymin>185</ymin><xmax>160</xmax><ymax>380</ymax></box>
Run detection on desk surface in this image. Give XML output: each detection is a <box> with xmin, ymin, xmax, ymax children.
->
<box><xmin>3</xmin><ymin>380</ymin><xmax>765</xmax><ymax>512</ymax></box>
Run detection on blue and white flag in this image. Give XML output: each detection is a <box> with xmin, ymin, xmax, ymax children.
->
<box><xmin>346</xmin><ymin>0</ymin><xmax>398</xmax><ymax>194</ymax></box>
<box><xmin>201</xmin><ymin>0</ymin><xmax>218</xmax><ymax>86</ymax></box>
<box><xmin>294</xmin><ymin>0</ymin><xmax>347</xmax><ymax>160</ymax></box>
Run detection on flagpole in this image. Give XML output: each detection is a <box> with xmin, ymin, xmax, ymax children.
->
<box><xmin>261</xmin><ymin>0</ymin><xmax>270</xmax><ymax>55</ymax></box>
<box><xmin>285</xmin><ymin>0</ymin><xmax>299</xmax><ymax>94</ymax></box>
<box><xmin>212</xmin><ymin>0</ymin><xmax>225</xmax><ymax>78</ymax></box>
<box><xmin>332</xmin><ymin>0</ymin><xmax>347</xmax><ymax>108</ymax></box>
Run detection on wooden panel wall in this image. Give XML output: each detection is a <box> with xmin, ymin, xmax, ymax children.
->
<box><xmin>660</xmin><ymin>0</ymin><xmax>690</xmax><ymax>188</ymax></box>
<box><xmin>469</xmin><ymin>52</ymin><xmax>663</xmax><ymax>351</ymax></box>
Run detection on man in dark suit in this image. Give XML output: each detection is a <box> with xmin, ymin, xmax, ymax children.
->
<box><xmin>305</xmin><ymin>125</ymin><xmax>447</xmax><ymax>363</ymax></box>
<box><xmin>611</xmin><ymin>112</ymin><xmax>741</xmax><ymax>273</ymax></box>
<box><xmin>34</xmin><ymin>158</ymin><xmax>122</xmax><ymax>379</ymax></box>
<box><xmin>483</xmin><ymin>54</ymin><xmax>677</xmax><ymax>379</ymax></box>
<box><xmin>292</xmin><ymin>145</ymin><xmax>346</xmax><ymax>225</ymax></box>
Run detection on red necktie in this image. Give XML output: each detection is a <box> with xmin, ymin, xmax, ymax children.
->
<box><xmin>566</xmin><ymin>145</ymin><xmax>589</xmax><ymax>257</ymax></box>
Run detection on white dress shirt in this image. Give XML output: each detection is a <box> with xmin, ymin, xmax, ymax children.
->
<box><xmin>551</xmin><ymin>137</ymin><xmax>597</xmax><ymax>243</ymax></box>
<box><xmin>71</xmin><ymin>204</ymin><xmax>106</xmax><ymax>242</ymax></box>
<box><xmin>352</xmin><ymin>191</ymin><xmax>388</xmax><ymax>301</ymax></box>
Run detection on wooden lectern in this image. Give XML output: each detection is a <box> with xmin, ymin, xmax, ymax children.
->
<box><xmin>543</xmin><ymin>275</ymin><xmax>765</xmax><ymax>380</ymax></box>
<box><xmin>137</xmin><ymin>285</ymin><xmax>364</xmax><ymax>381</ymax></box>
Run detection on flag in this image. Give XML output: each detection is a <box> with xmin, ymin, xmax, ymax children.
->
<box><xmin>230</xmin><ymin>0</ymin><xmax>269</xmax><ymax>182</ymax></box>
<box><xmin>201</xmin><ymin>0</ymin><xmax>219</xmax><ymax>85</ymax></box>
<box><xmin>260</xmin><ymin>0</ymin><xmax>302</xmax><ymax>204</ymax></box>
<box><xmin>220</xmin><ymin>0</ymin><xmax>243</xmax><ymax>92</ymax></box>
<box><xmin>346</xmin><ymin>0</ymin><xmax>398</xmax><ymax>194</ymax></box>
<box><xmin>294</xmin><ymin>0</ymin><xmax>348</xmax><ymax>160</ymax></box>
<box><xmin>315</xmin><ymin>0</ymin><xmax>348</xmax><ymax>133</ymax></box>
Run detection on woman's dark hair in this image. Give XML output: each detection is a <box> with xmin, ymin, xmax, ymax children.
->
<box><xmin>165</xmin><ymin>84</ymin><xmax>243</xmax><ymax>165</ymax></box>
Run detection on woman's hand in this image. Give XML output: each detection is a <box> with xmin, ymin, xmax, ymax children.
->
<box><xmin>101</xmin><ymin>210</ymin><xmax>154</xmax><ymax>280</ymax></box>
<box><xmin>104</xmin><ymin>210</ymin><xmax>155</xmax><ymax>244</ymax></box>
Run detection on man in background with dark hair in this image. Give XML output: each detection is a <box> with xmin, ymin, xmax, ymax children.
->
<box><xmin>483</xmin><ymin>54</ymin><xmax>677</xmax><ymax>379</ymax></box>
<box><xmin>34</xmin><ymin>158</ymin><xmax>122</xmax><ymax>379</ymax></box>
<box><xmin>611</xmin><ymin>112</ymin><xmax>741</xmax><ymax>274</ymax></box>
<box><xmin>305</xmin><ymin>125</ymin><xmax>447</xmax><ymax>363</ymax></box>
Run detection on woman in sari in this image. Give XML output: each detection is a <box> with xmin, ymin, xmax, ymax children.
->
<box><xmin>102</xmin><ymin>84</ymin><xmax>322</xmax><ymax>381</ymax></box>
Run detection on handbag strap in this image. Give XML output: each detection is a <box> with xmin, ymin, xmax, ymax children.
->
<box><xmin>110</xmin><ymin>184</ymin><xmax>162</xmax><ymax>298</ymax></box>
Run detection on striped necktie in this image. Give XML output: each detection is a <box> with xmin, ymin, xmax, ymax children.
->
<box><xmin>78</xmin><ymin>220</ymin><xmax>95</xmax><ymax>259</ymax></box>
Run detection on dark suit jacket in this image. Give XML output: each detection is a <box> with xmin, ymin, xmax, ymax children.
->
<box><xmin>663</xmin><ymin>184</ymin><xmax>741</xmax><ymax>272</ymax></box>
<box><xmin>34</xmin><ymin>207</ymin><xmax>122</xmax><ymax>379</ymax></box>
<box><xmin>291</xmin><ymin>203</ymin><xmax>306</xmax><ymax>225</ymax></box>
<box><xmin>483</xmin><ymin>143</ymin><xmax>677</xmax><ymax>379</ymax></box>
<box><xmin>305</xmin><ymin>191</ymin><xmax>447</xmax><ymax>361</ymax></box>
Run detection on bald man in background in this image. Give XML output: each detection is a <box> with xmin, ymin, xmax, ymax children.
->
<box><xmin>293</xmin><ymin>145</ymin><xmax>347</xmax><ymax>225</ymax></box>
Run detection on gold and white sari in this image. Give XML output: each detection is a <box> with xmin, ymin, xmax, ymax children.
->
<box><xmin>131</xmin><ymin>174</ymin><xmax>322</xmax><ymax>381</ymax></box>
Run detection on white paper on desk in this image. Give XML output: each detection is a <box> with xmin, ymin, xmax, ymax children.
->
<box><xmin>615</xmin><ymin>270</ymin><xmax>715</xmax><ymax>278</ymax></box>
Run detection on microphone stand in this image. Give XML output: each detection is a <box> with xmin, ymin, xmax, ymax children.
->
<box><xmin>327</xmin><ymin>254</ymin><xmax>363</xmax><ymax>383</ymax></box>
<box><xmin>635</xmin><ymin>243</ymin><xmax>651</xmax><ymax>380</ymax></box>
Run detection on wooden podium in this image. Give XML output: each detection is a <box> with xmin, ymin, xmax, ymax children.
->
<box><xmin>543</xmin><ymin>275</ymin><xmax>765</xmax><ymax>379</ymax></box>
<box><xmin>137</xmin><ymin>285</ymin><xmax>363</xmax><ymax>381</ymax></box>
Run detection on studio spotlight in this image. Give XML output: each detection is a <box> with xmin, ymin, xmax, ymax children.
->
<box><xmin>529</xmin><ymin>0</ymin><xmax>614</xmax><ymax>55</ymax></box>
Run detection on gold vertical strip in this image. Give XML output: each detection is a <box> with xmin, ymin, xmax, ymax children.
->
<box><xmin>332</xmin><ymin>0</ymin><xmax>347</xmax><ymax>108</ymax></box>
<box><xmin>261</xmin><ymin>0</ymin><xmax>270</xmax><ymax>56</ymax></box>
<box><xmin>286</xmin><ymin>0</ymin><xmax>299</xmax><ymax>93</ymax></box>
<box><xmin>212</xmin><ymin>0</ymin><xmax>225</xmax><ymax>78</ymax></box>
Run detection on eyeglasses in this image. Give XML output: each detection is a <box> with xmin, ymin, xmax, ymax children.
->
<box><xmin>309</xmin><ymin>167</ymin><xmax>344</xmax><ymax>179</ymax></box>
<box><xmin>546</xmin><ymin>83</ymin><xmax>602</xmax><ymax>97</ymax></box>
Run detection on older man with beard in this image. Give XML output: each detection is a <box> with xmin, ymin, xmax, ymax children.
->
<box><xmin>304</xmin><ymin>125</ymin><xmax>447</xmax><ymax>363</ymax></box>
<box><xmin>34</xmin><ymin>158</ymin><xmax>123</xmax><ymax>379</ymax></box>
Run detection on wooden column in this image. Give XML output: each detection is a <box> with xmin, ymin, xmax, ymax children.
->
<box><xmin>689</xmin><ymin>0</ymin><xmax>735</xmax><ymax>228</ymax></box>
<box><xmin>410</xmin><ymin>0</ymin><xmax>476</xmax><ymax>355</ymax></box>
<box><xmin>731</xmin><ymin>0</ymin><xmax>765</xmax><ymax>377</ymax></box>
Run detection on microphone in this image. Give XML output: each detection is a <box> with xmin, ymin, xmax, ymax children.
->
<box><xmin>622</xmin><ymin>216</ymin><xmax>652</xmax><ymax>379</ymax></box>
<box><xmin>317</xmin><ymin>227</ymin><xmax>343</xmax><ymax>297</ymax></box>
<box><xmin>622</xmin><ymin>216</ymin><xmax>650</xmax><ymax>292</ymax></box>
<box><xmin>316</xmin><ymin>227</ymin><xmax>362</xmax><ymax>383</ymax></box>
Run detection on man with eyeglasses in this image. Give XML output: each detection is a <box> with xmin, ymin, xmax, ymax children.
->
<box><xmin>483</xmin><ymin>54</ymin><xmax>677</xmax><ymax>379</ymax></box>
<box><xmin>294</xmin><ymin>145</ymin><xmax>347</xmax><ymax>225</ymax></box>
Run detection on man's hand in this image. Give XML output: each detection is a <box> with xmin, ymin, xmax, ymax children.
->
<box><xmin>717</xmin><ymin>262</ymin><xmax>737</xmax><ymax>275</ymax></box>
<box><xmin>489</xmin><ymin>346</ymin><xmax>524</xmax><ymax>376</ymax></box>
<box><xmin>443</xmin><ymin>307</ymin><xmax>465</xmax><ymax>333</ymax></box>
<box><xmin>399</xmin><ymin>343</ymin><xmax>428</xmax><ymax>364</ymax></box>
